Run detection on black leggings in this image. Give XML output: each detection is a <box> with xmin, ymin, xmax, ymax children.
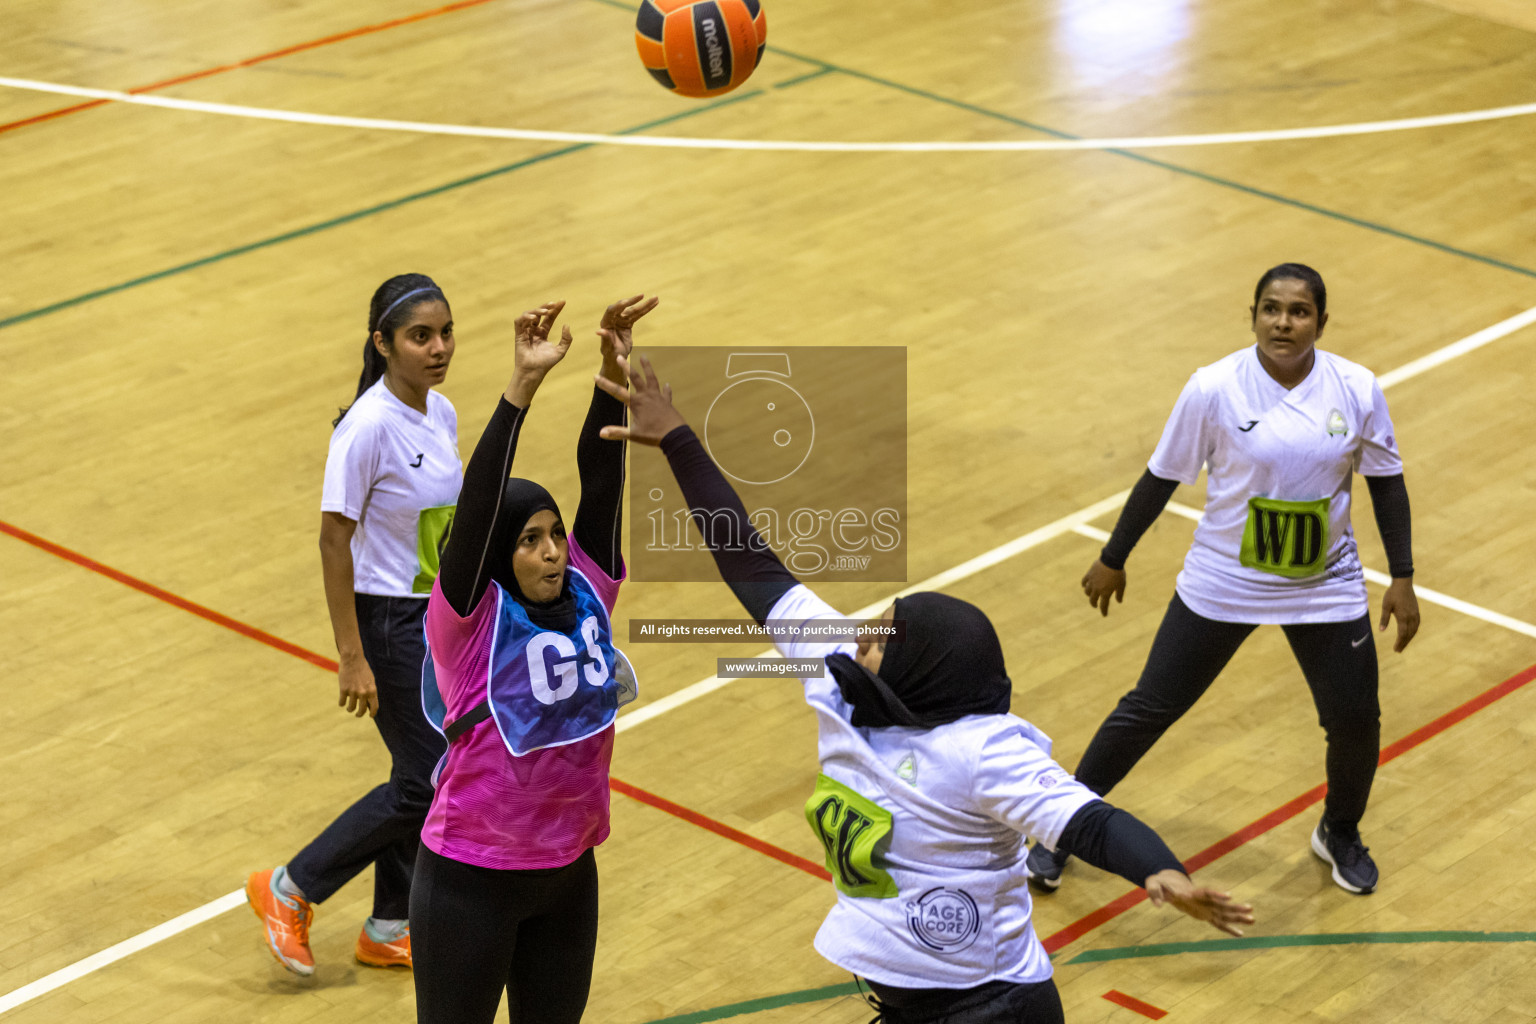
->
<box><xmin>410</xmin><ymin>845</ymin><xmax>599</xmax><ymax>1024</ymax></box>
<box><xmin>865</xmin><ymin>977</ymin><xmax>1064</xmax><ymax>1024</ymax></box>
<box><xmin>1075</xmin><ymin>592</ymin><xmax>1381</xmax><ymax>829</ymax></box>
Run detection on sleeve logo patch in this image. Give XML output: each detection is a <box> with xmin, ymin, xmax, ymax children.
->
<box><xmin>906</xmin><ymin>887</ymin><xmax>981</xmax><ymax>952</ymax></box>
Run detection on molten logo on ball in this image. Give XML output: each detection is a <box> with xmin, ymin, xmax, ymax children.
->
<box><xmin>635</xmin><ymin>0</ymin><xmax>767</xmax><ymax>99</ymax></box>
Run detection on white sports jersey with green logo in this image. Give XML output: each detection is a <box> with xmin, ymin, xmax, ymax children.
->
<box><xmin>768</xmin><ymin>585</ymin><xmax>1099</xmax><ymax>988</ymax></box>
<box><xmin>1148</xmin><ymin>346</ymin><xmax>1402</xmax><ymax>624</ymax></box>
<box><xmin>322</xmin><ymin>379</ymin><xmax>462</xmax><ymax>597</ymax></box>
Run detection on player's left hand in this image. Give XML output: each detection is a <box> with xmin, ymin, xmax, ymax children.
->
<box><xmin>595</xmin><ymin>353</ymin><xmax>686</xmax><ymax>445</ymax></box>
<box><xmin>1145</xmin><ymin>869</ymin><xmax>1254</xmax><ymax>937</ymax></box>
<box><xmin>1380</xmin><ymin>577</ymin><xmax>1420</xmax><ymax>652</ymax></box>
<box><xmin>598</xmin><ymin>294</ymin><xmax>659</xmax><ymax>377</ymax></box>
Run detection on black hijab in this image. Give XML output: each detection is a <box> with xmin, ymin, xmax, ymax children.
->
<box><xmin>827</xmin><ymin>592</ymin><xmax>1012</xmax><ymax>728</ymax></box>
<box><xmin>492</xmin><ymin>478</ymin><xmax>579</xmax><ymax>632</ymax></box>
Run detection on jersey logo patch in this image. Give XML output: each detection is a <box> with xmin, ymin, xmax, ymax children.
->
<box><xmin>805</xmin><ymin>774</ymin><xmax>897</xmax><ymax>899</ymax></box>
<box><xmin>895</xmin><ymin>754</ymin><xmax>917</xmax><ymax>785</ymax></box>
<box><xmin>906</xmin><ymin>887</ymin><xmax>981</xmax><ymax>953</ymax></box>
<box><xmin>409</xmin><ymin>453</ymin><xmax>424</xmax><ymax>468</ymax></box>
<box><xmin>1326</xmin><ymin>409</ymin><xmax>1349</xmax><ymax>436</ymax></box>
<box><xmin>1239</xmin><ymin>496</ymin><xmax>1330</xmax><ymax>579</ymax></box>
<box><xmin>1238</xmin><ymin>419</ymin><xmax>1259</xmax><ymax>432</ymax></box>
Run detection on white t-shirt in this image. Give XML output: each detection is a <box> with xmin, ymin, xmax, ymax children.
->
<box><xmin>768</xmin><ymin>585</ymin><xmax>1100</xmax><ymax>989</ymax></box>
<box><xmin>321</xmin><ymin>379</ymin><xmax>462</xmax><ymax>597</ymax></box>
<box><xmin>1148</xmin><ymin>346</ymin><xmax>1402</xmax><ymax>624</ymax></box>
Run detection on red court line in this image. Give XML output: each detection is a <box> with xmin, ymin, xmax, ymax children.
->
<box><xmin>0</xmin><ymin>518</ymin><xmax>337</xmax><ymax>672</ymax></box>
<box><xmin>1043</xmin><ymin>659</ymin><xmax>1536</xmax><ymax>955</ymax></box>
<box><xmin>610</xmin><ymin>778</ymin><xmax>833</xmax><ymax>882</ymax></box>
<box><xmin>10</xmin><ymin>514</ymin><xmax>1536</xmax><ymax>950</ymax></box>
<box><xmin>0</xmin><ymin>515</ymin><xmax>828</xmax><ymax>883</ymax></box>
<box><xmin>0</xmin><ymin>0</ymin><xmax>502</xmax><ymax>136</ymax></box>
<box><xmin>1103</xmin><ymin>990</ymin><xmax>1168</xmax><ymax>1020</ymax></box>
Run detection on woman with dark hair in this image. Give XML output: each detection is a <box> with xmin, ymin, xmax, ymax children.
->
<box><xmin>247</xmin><ymin>273</ymin><xmax>460</xmax><ymax>975</ymax></box>
<box><xmin>593</xmin><ymin>354</ymin><xmax>1252</xmax><ymax>1024</ymax></box>
<box><xmin>410</xmin><ymin>295</ymin><xmax>654</xmax><ymax>1024</ymax></box>
<box><xmin>1028</xmin><ymin>263</ymin><xmax>1420</xmax><ymax>897</ymax></box>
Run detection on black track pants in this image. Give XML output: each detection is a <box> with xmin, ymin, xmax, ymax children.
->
<box><xmin>1073</xmin><ymin>592</ymin><xmax>1380</xmax><ymax>829</ymax></box>
<box><xmin>287</xmin><ymin>594</ymin><xmax>444</xmax><ymax>917</ymax></box>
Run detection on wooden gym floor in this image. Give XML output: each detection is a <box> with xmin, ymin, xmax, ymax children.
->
<box><xmin>2</xmin><ymin>0</ymin><xmax>1534</xmax><ymax>1021</ymax></box>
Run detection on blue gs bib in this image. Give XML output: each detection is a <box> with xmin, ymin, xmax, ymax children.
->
<box><xmin>422</xmin><ymin>567</ymin><xmax>638</xmax><ymax>767</ymax></box>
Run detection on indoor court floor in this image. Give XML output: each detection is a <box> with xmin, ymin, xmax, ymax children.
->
<box><xmin>2</xmin><ymin>0</ymin><xmax>1535</xmax><ymax>1021</ymax></box>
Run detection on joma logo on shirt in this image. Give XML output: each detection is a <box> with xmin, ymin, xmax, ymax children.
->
<box><xmin>1239</xmin><ymin>496</ymin><xmax>1330</xmax><ymax>579</ymax></box>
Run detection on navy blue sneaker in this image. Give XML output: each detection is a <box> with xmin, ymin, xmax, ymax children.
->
<box><xmin>1026</xmin><ymin>842</ymin><xmax>1069</xmax><ymax>891</ymax></box>
<box><xmin>1311</xmin><ymin>818</ymin><xmax>1378</xmax><ymax>894</ymax></box>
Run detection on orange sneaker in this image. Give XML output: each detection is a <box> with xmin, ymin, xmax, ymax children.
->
<box><xmin>245</xmin><ymin>868</ymin><xmax>315</xmax><ymax>976</ymax></box>
<box><xmin>355</xmin><ymin>923</ymin><xmax>412</xmax><ymax>968</ymax></box>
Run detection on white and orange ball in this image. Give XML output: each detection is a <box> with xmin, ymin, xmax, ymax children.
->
<box><xmin>635</xmin><ymin>0</ymin><xmax>767</xmax><ymax>99</ymax></box>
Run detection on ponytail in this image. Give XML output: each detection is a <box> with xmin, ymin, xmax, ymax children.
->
<box><xmin>334</xmin><ymin>273</ymin><xmax>449</xmax><ymax>426</ymax></box>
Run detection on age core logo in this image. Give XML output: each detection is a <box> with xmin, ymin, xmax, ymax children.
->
<box><xmin>905</xmin><ymin>887</ymin><xmax>981</xmax><ymax>953</ymax></box>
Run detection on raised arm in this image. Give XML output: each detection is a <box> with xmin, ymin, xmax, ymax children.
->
<box><xmin>438</xmin><ymin>302</ymin><xmax>572</xmax><ymax>616</ymax></box>
<box><xmin>595</xmin><ymin>353</ymin><xmax>798</xmax><ymax>623</ymax></box>
<box><xmin>572</xmin><ymin>295</ymin><xmax>656</xmax><ymax>578</ymax></box>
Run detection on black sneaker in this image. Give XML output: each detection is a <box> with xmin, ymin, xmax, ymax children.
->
<box><xmin>1311</xmin><ymin>818</ymin><xmax>1378</xmax><ymax>894</ymax></box>
<box><xmin>1025</xmin><ymin>842</ymin><xmax>1069</xmax><ymax>891</ymax></box>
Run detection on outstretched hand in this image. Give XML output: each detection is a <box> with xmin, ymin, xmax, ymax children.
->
<box><xmin>508</xmin><ymin>301</ymin><xmax>574</xmax><ymax>406</ymax></box>
<box><xmin>598</xmin><ymin>294</ymin><xmax>659</xmax><ymax>380</ymax></box>
<box><xmin>593</xmin><ymin>353</ymin><xmax>687</xmax><ymax>446</ymax></box>
<box><xmin>1082</xmin><ymin>559</ymin><xmax>1127</xmax><ymax>617</ymax></box>
<box><xmin>1145</xmin><ymin>869</ymin><xmax>1254</xmax><ymax>937</ymax></box>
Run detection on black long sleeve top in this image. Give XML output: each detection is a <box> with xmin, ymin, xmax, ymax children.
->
<box><xmin>438</xmin><ymin>387</ymin><xmax>627</xmax><ymax>617</ymax></box>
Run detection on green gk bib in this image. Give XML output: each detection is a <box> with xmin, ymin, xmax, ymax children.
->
<box><xmin>1239</xmin><ymin>496</ymin><xmax>1330</xmax><ymax>579</ymax></box>
<box><xmin>805</xmin><ymin>774</ymin><xmax>897</xmax><ymax>899</ymax></box>
<box><xmin>413</xmin><ymin>504</ymin><xmax>457</xmax><ymax>594</ymax></box>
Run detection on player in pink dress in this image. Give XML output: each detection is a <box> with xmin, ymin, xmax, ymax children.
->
<box><xmin>411</xmin><ymin>295</ymin><xmax>655</xmax><ymax>1024</ymax></box>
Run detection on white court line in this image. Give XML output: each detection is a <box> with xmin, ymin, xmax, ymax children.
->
<box><xmin>1162</xmin><ymin>501</ymin><xmax>1536</xmax><ymax>639</ymax></box>
<box><xmin>1376</xmin><ymin>305</ymin><xmax>1536</xmax><ymax>388</ymax></box>
<box><xmin>2</xmin><ymin>313</ymin><xmax>1532</xmax><ymax>1015</ymax></box>
<box><xmin>0</xmin><ymin>891</ymin><xmax>246</xmax><ymax>1015</ymax></box>
<box><xmin>3</xmin><ymin>75</ymin><xmax>1536</xmax><ymax>151</ymax></box>
<box><xmin>617</xmin><ymin>490</ymin><xmax>1131</xmax><ymax>733</ymax></box>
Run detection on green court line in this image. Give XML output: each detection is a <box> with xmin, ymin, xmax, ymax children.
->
<box><xmin>755</xmin><ymin>44</ymin><xmax>1536</xmax><ymax>281</ymax></box>
<box><xmin>641</xmin><ymin>981</ymin><xmax>862</xmax><ymax>1024</ymax></box>
<box><xmin>0</xmin><ymin>71</ymin><xmax>818</xmax><ymax>333</ymax></box>
<box><xmin>1064</xmin><ymin>929</ymin><xmax>1536</xmax><ymax>963</ymax></box>
<box><xmin>635</xmin><ymin>932</ymin><xmax>1536</xmax><ymax>1024</ymax></box>
<box><xmin>6</xmin><ymin>9</ymin><xmax>1531</xmax><ymax>333</ymax></box>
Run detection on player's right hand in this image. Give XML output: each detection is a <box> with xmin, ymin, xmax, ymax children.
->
<box><xmin>338</xmin><ymin>655</ymin><xmax>379</xmax><ymax>718</ymax></box>
<box><xmin>514</xmin><ymin>301</ymin><xmax>574</xmax><ymax>375</ymax></box>
<box><xmin>1082</xmin><ymin>559</ymin><xmax>1127</xmax><ymax>617</ymax></box>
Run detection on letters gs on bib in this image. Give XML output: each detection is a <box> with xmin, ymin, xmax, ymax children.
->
<box><xmin>527</xmin><ymin>617</ymin><xmax>609</xmax><ymax>705</ymax></box>
<box><xmin>636</xmin><ymin>0</ymin><xmax>767</xmax><ymax>99</ymax></box>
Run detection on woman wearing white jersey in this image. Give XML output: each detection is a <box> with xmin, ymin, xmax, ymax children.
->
<box><xmin>246</xmin><ymin>274</ymin><xmax>461</xmax><ymax>975</ymax></box>
<box><xmin>1028</xmin><ymin>263</ymin><xmax>1419</xmax><ymax>897</ymax></box>
<box><xmin>596</xmin><ymin>354</ymin><xmax>1253</xmax><ymax>1024</ymax></box>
